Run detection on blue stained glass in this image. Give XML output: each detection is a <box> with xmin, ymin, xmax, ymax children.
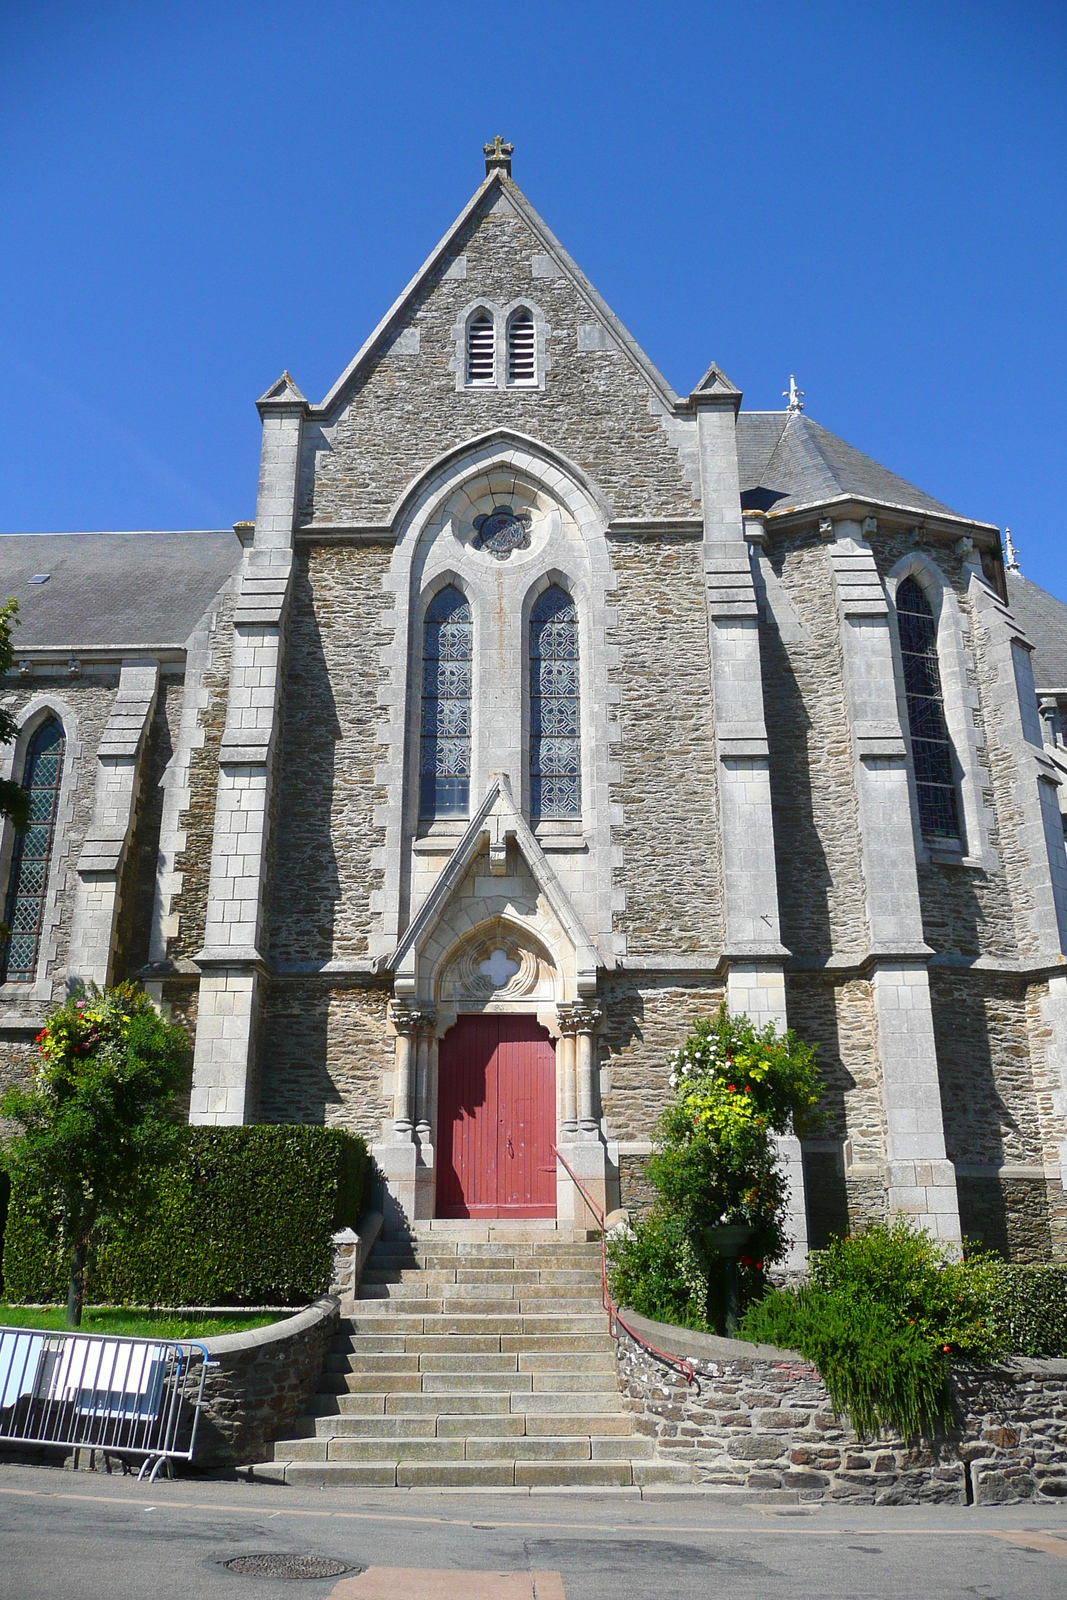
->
<box><xmin>420</xmin><ymin>588</ymin><xmax>471</xmax><ymax>819</ymax></box>
<box><xmin>530</xmin><ymin>588</ymin><xmax>581</xmax><ymax>821</ymax></box>
<box><xmin>1</xmin><ymin>718</ymin><xmax>64</xmax><ymax>983</ymax></box>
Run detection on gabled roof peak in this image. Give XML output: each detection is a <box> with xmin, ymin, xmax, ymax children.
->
<box><xmin>256</xmin><ymin>370</ymin><xmax>308</xmax><ymax>412</ymax></box>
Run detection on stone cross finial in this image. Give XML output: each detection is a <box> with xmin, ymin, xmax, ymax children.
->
<box><xmin>783</xmin><ymin>374</ymin><xmax>805</xmax><ymax>413</ymax></box>
<box><xmin>484</xmin><ymin>135</ymin><xmax>514</xmax><ymax>177</ymax></box>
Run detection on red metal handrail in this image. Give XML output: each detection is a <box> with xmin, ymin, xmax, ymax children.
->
<box><xmin>552</xmin><ymin>1145</ymin><xmax>695</xmax><ymax>1386</ymax></box>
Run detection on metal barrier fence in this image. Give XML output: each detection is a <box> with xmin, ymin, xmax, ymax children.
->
<box><xmin>0</xmin><ymin>1325</ymin><xmax>214</xmax><ymax>1480</ymax></box>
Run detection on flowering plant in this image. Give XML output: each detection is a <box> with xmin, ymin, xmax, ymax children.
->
<box><xmin>649</xmin><ymin>1005</ymin><xmax>823</xmax><ymax>1274</ymax></box>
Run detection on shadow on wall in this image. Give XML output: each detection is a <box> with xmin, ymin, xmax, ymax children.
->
<box><xmin>761</xmin><ymin>616</ymin><xmax>836</xmax><ymax>963</ymax></box>
<box><xmin>929</xmin><ymin>968</ymin><xmax>1052</xmax><ymax>1261</ymax></box>
<box><xmin>263</xmin><ymin>559</ymin><xmax>343</xmax><ymax>967</ymax></box>
<box><xmin>785</xmin><ymin>976</ymin><xmax>856</xmax><ymax>1250</ymax></box>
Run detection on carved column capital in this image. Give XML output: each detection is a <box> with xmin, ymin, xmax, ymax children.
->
<box><xmin>390</xmin><ymin>1001</ymin><xmax>434</xmax><ymax>1038</ymax></box>
<box><xmin>569</xmin><ymin>1003</ymin><xmax>602</xmax><ymax>1036</ymax></box>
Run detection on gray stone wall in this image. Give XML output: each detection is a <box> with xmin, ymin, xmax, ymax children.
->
<box><xmin>760</xmin><ymin>533</ymin><xmax>868</xmax><ymax>960</ymax></box>
<box><xmin>167</xmin><ymin>599</ymin><xmax>234</xmax><ymax>963</ymax></box>
<box><xmin>194</xmin><ymin>1296</ymin><xmax>340</xmax><ymax>1468</ymax></box>
<box><xmin>300</xmin><ymin>193</ymin><xmax>700</xmax><ymax>528</ymax></box>
<box><xmin>785</xmin><ymin>974</ymin><xmax>883</xmax><ymax>1162</ymax></box>
<box><xmin>931</xmin><ymin>968</ymin><xmax>1041</xmax><ymax>1167</ymax></box>
<box><xmin>113</xmin><ymin>675</ymin><xmax>180</xmax><ymax>981</ymax></box>
<box><xmin>599</xmin><ymin>973</ymin><xmax>724</xmax><ymax>1141</ymax></box>
<box><xmin>268</xmin><ymin>545</ymin><xmax>391</xmax><ymax>963</ymax></box>
<box><xmin>615</xmin><ymin>1313</ymin><xmax>1067</xmax><ymax>1504</ymax></box>
<box><xmin>607</xmin><ymin>537</ymin><xmax>723</xmax><ymax>959</ymax></box>
<box><xmin>257</xmin><ymin>981</ymin><xmax>391</xmax><ymax>1140</ymax></box>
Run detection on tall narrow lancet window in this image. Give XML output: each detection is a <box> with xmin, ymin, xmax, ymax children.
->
<box><xmin>466</xmin><ymin>311</ymin><xmax>495</xmax><ymax>385</ymax></box>
<box><xmin>506</xmin><ymin>308</ymin><xmax>536</xmax><ymax>385</ymax></box>
<box><xmin>1</xmin><ymin>717</ymin><xmax>64</xmax><ymax>983</ymax></box>
<box><xmin>530</xmin><ymin>587</ymin><xmax>581</xmax><ymax>821</ymax></box>
<box><xmin>896</xmin><ymin>576</ymin><xmax>961</xmax><ymax>839</ymax></box>
<box><xmin>420</xmin><ymin>588</ymin><xmax>472</xmax><ymax>820</ymax></box>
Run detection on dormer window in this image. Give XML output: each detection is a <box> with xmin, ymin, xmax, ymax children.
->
<box><xmin>466</xmin><ymin>311</ymin><xmax>495</xmax><ymax>385</ymax></box>
<box><xmin>507</xmin><ymin>308</ymin><xmax>536</xmax><ymax>385</ymax></box>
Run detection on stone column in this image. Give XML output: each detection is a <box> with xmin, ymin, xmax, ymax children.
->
<box><xmin>691</xmin><ymin>381</ymin><xmax>807</xmax><ymax>1263</ymax></box>
<box><xmin>414</xmin><ymin>1009</ymin><xmax>437</xmax><ymax>1145</ymax></box>
<box><xmin>68</xmin><ymin>660</ymin><xmax>159</xmax><ymax>989</ymax></box>
<box><xmin>188</xmin><ymin>376</ymin><xmax>306</xmax><ymax>1125</ymax></box>
<box><xmin>556</xmin><ymin>1006</ymin><xmax>579</xmax><ymax>1137</ymax></box>
<box><xmin>572</xmin><ymin>1003</ymin><xmax>602</xmax><ymax>1138</ymax></box>
<box><xmin>390</xmin><ymin>1002</ymin><xmax>422</xmax><ymax>1140</ymax></box>
<box><xmin>828</xmin><ymin>517</ymin><xmax>961</xmax><ymax>1244</ymax></box>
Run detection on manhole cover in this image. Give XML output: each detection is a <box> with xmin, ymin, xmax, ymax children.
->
<box><xmin>222</xmin><ymin>1554</ymin><xmax>359</xmax><ymax>1580</ymax></box>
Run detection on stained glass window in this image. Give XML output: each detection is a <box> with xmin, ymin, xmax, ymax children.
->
<box><xmin>420</xmin><ymin>587</ymin><xmax>472</xmax><ymax>819</ymax></box>
<box><xmin>1</xmin><ymin>717</ymin><xmax>64</xmax><ymax>983</ymax></box>
<box><xmin>896</xmin><ymin>576</ymin><xmax>960</xmax><ymax>840</ymax></box>
<box><xmin>530</xmin><ymin>586</ymin><xmax>581</xmax><ymax>821</ymax></box>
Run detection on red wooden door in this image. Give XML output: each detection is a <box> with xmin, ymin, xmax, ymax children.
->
<box><xmin>436</xmin><ymin>1015</ymin><xmax>556</xmax><ymax>1218</ymax></box>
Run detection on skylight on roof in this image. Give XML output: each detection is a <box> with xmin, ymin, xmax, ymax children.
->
<box><xmin>28</xmin><ymin>574</ymin><xmax>50</xmax><ymax>584</ymax></box>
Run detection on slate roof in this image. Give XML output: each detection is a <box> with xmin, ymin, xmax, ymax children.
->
<box><xmin>0</xmin><ymin>531</ymin><xmax>242</xmax><ymax>651</ymax></box>
<box><xmin>1007</xmin><ymin>572</ymin><xmax>1067</xmax><ymax>691</ymax></box>
<box><xmin>737</xmin><ymin>410</ymin><xmax>965</xmax><ymax>521</ymax></box>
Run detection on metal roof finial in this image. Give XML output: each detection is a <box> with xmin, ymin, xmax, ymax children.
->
<box><xmin>483</xmin><ymin>136</ymin><xmax>514</xmax><ymax>177</ymax></box>
<box><xmin>783</xmin><ymin>374</ymin><xmax>804</xmax><ymax>413</ymax></box>
<box><xmin>1005</xmin><ymin>527</ymin><xmax>1021</xmax><ymax>573</ymax></box>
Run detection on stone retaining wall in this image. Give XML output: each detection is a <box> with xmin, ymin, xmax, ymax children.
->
<box><xmin>615</xmin><ymin>1309</ymin><xmax>1067</xmax><ymax>1505</ymax></box>
<box><xmin>193</xmin><ymin>1296</ymin><xmax>340</xmax><ymax>1468</ymax></box>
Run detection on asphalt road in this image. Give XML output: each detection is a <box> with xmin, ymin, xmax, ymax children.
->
<box><xmin>1</xmin><ymin>1463</ymin><xmax>1066</xmax><ymax>1600</ymax></box>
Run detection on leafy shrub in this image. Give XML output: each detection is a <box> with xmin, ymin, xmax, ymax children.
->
<box><xmin>983</xmin><ymin>1265</ymin><xmax>1067</xmax><ymax>1357</ymax></box>
<box><xmin>810</xmin><ymin>1219</ymin><xmax>1000</xmax><ymax>1362</ymax></box>
<box><xmin>739</xmin><ymin>1284</ymin><xmax>953</xmax><ymax>1440</ymax></box>
<box><xmin>2</xmin><ymin>1124</ymin><xmax>368</xmax><ymax>1307</ymax></box>
<box><xmin>1</xmin><ymin>983</ymin><xmax>191</xmax><ymax>1322</ymax></box>
<box><xmin>606</xmin><ymin>1212</ymin><xmax>709</xmax><ymax>1331</ymax></box>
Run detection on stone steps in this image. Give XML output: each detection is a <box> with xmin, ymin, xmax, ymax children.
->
<box><xmin>248</xmin><ymin>1225</ymin><xmax>668</xmax><ymax>1488</ymax></box>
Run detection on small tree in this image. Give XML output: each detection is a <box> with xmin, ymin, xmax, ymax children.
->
<box><xmin>0</xmin><ymin>598</ymin><xmax>30</xmax><ymax>832</ymax></box>
<box><xmin>608</xmin><ymin>1005</ymin><xmax>822</xmax><ymax>1330</ymax></box>
<box><xmin>0</xmin><ymin>983</ymin><xmax>190</xmax><ymax>1324</ymax></box>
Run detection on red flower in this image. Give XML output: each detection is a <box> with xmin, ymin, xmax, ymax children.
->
<box><xmin>755</xmin><ymin>1260</ymin><xmax>763</xmax><ymax>1271</ymax></box>
<box><xmin>727</xmin><ymin>1084</ymin><xmax>736</xmax><ymax>1093</ymax></box>
<box><xmin>942</xmin><ymin>1344</ymin><xmax>951</xmax><ymax>1353</ymax></box>
<box><xmin>744</xmin><ymin>1085</ymin><xmax>751</xmax><ymax>1093</ymax></box>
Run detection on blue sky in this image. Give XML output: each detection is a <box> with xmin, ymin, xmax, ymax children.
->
<box><xmin>2</xmin><ymin>2</ymin><xmax>1065</xmax><ymax>595</ymax></box>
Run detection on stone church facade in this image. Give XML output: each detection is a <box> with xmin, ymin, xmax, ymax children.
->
<box><xmin>3</xmin><ymin>142</ymin><xmax>1067</xmax><ymax>1264</ymax></box>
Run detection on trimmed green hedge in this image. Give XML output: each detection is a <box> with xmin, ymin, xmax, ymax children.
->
<box><xmin>1</xmin><ymin>1125</ymin><xmax>368</xmax><ymax>1307</ymax></box>
<box><xmin>985</xmin><ymin>1264</ymin><xmax>1067</xmax><ymax>1358</ymax></box>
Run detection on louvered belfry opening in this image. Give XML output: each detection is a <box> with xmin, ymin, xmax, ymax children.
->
<box><xmin>507</xmin><ymin>308</ymin><xmax>536</xmax><ymax>384</ymax></box>
<box><xmin>466</xmin><ymin>311</ymin><xmax>495</xmax><ymax>385</ymax></box>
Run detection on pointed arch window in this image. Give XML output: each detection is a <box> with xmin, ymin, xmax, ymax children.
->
<box><xmin>530</xmin><ymin>587</ymin><xmax>581</xmax><ymax>821</ymax></box>
<box><xmin>506</xmin><ymin>308</ymin><xmax>536</xmax><ymax>385</ymax></box>
<box><xmin>420</xmin><ymin>588</ymin><xmax>472</xmax><ymax>819</ymax></box>
<box><xmin>896</xmin><ymin>576</ymin><xmax>961</xmax><ymax>839</ymax></box>
<box><xmin>1</xmin><ymin>717</ymin><xmax>64</xmax><ymax>983</ymax></box>
<box><xmin>466</xmin><ymin>311</ymin><xmax>495</xmax><ymax>385</ymax></box>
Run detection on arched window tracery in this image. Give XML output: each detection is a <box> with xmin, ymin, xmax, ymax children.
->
<box><xmin>530</xmin><ymin>586</ymin><xmax>581</xmax><ymax>821</ymax></box>
<box><xmin>1</xmin><ymin>716</ymin><xmax>64</xmax><ymax>983</ymax></box>
<box><xmin>420</xmin><ymin>587</ymin><xmax>472</xmax><ymax>820</ymax></box>
<box><xmin>896</xmin><ymin>575</ymin><xmax>961</xmax><ymax>839</ymax></box>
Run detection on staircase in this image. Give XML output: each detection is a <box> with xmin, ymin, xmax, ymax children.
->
<box><xmin>257</xmin><ymin>1223</ymin><xmax>683</xmax><ymax>1488</ymax></box>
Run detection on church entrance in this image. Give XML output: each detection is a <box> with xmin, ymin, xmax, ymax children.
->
<box><xmin>436</xmin><ymin>1014</ymin><xmax>557</xmax><ymax>1218</ymax></box>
